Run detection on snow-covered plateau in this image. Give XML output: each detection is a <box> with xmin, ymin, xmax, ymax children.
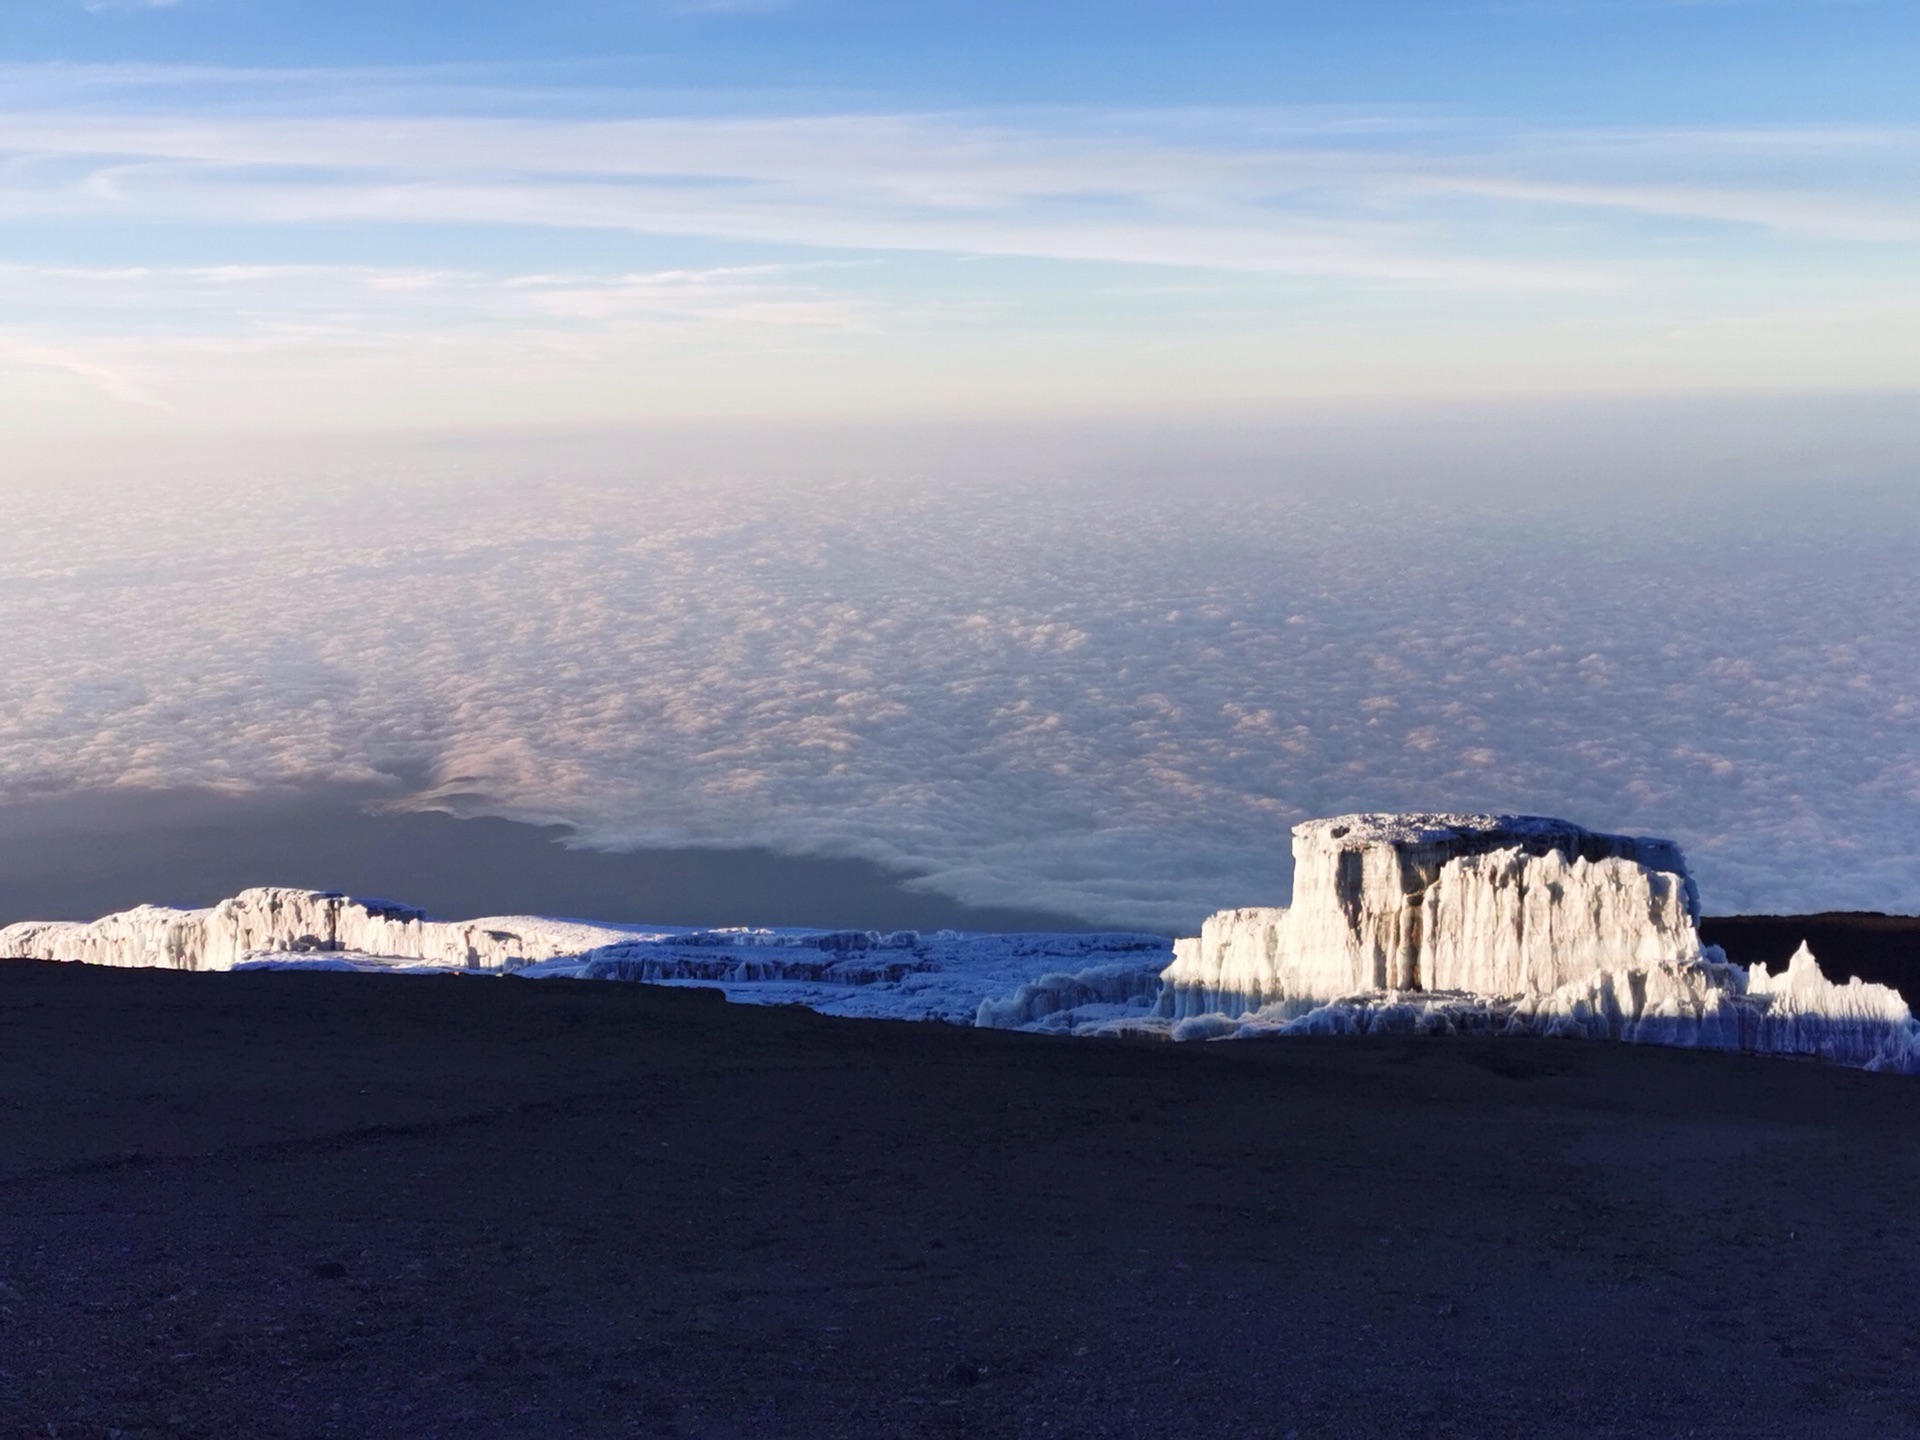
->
<box><xmin>4</xmin><ymin>813</ymin><xmax>1916</xmax><ymax>1074</ymax></box>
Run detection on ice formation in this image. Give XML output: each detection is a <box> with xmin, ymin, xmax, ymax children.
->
<box><xmin>521</xmin><ymin>929</ymin><xmax>1169</xmax><ymax>1024</ymax></box>
<box><xmin>1162</xmin><ymin>815</ymin><xmax>1703</xmax><ymax>1016</ymax></box>
<box><xmin>0</xmin><ymin>888</ymin><xmax>1171</xmax><ymax>1026</ymax></box>
<box><xmin>1150</xmin><ymin>813</ymin><xmax>1920</xmax><ymax>1074</ymax></box>
<box><xmin>0</xmin><ymin>888</ymin><xmax>643</xmax><ymax>973</ymax></box>
<box><xmin>3</xmin><ymin>812</ymin><xmax>1915</xmax><ymax>1075</ymax></box>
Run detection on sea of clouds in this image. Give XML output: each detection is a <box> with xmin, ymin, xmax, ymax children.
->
<box><xmin>5</xmin><ymin>404</ymin><xmax>1917</xmax><ymax>931</ymax></box>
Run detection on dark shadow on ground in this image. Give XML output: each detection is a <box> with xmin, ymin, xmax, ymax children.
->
<box><xmin>5</xmin><ymin>962</ymin><xmax>1920</xmax><ymax>1438</ymax></box>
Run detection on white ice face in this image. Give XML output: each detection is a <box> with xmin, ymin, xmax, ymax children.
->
<box><xmin>1161</xmin><ymin>947</ymin><xmax>1920</xmax><ymax>1078</ymax></box>
<box><xmin>0</xmin><ymin>886</ymin><xmax>1175</xmax><ymax>1027</ymax></box>
<box><xmin>7</xmin><ymin>822</ymin><xmax>1917</xmax><ymax>1075</ymax></box>
<box><xmin>0</xmin><ymin>888</ymin><xmax>651</xmax><ymax>973</ymax></box>
<box><xmin>1156</xmin><ymin>815</ymin><xmax>1920</xmax><ymax>1074</ymax></box>
<box><xmin>1162</xmin><ymin>815</ymin><xmax>1704</xmax><ymax>1012</ymax></box>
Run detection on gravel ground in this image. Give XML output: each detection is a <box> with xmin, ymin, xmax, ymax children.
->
<box><xmin>4</xmin><ymin>960</ymin><xmax>1920</xmax><ymax>1439</ymax></box>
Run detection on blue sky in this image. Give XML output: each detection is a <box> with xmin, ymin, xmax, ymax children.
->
<box><xmin>15</xmin><ymin>1</ymin><xmax>1919</xmax><ymax>120</ymax></box>
<box><xmin>2</xmin><ymin>0</ymin><xmax>1916</xmax><ymax>431</ymax></box>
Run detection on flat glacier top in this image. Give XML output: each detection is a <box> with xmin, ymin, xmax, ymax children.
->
<box><xmin>1298</xmin><ymin>813</ymin><xmax>1644</xmax><ymax>848</ymax></box>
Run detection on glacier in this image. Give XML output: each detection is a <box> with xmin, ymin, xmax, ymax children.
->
<box><xmin>0</xmin><ymin>887</ymin><xmax>1172</xmax><ymax>1026</ymax></box>
<box><xmin>1145</xmin><ymin>813</ymin><xmax>1920</xmax><ymax>1074</ymax></box>
<box><xmin>1160</xmin><ymin>814</ymin><xmax>1704</xmax><ymax>1017</ymax></box>
<box><xmin>0</xmin><ymin>888</ymin><xmax>645</xmax><ymax>974</ymax></box>
<box><xmin>3</xmin><ymin>812</ymin><xmax>1916</xmax><ymax>1075</ymax></box>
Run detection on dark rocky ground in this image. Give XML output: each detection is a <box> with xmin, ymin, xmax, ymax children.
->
<box><xmin>6</xmin><ymin>960</ymin><xmax>1920</xmax><ymax>1440</ymax></box>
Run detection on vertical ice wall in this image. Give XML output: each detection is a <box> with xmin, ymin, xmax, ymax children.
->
<box><xmin>0</xmin><ymin>888</ymin><xmax>638</xmax><ymax>971</ymax></box>
<box><xmin>1163</xmin><ymin>814</ymin><xmax>1705</xmax><ymax>1016</ymax></box>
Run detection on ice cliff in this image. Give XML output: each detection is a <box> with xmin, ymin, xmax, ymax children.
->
<box><xmin>4</xmin><ymin>815</ymin><xmax>1915</xmax><ymax>1075</ymax></box>
<box><xmin>0</xmin><ymin>887</ymin><xmax>641</xmax><ymax>972</ymax></box>
<box><xmin>1151</xmin><ymin>813</ymin><xmax>1920</xmax><ymax>1073</ymax></box>
<box><xmin>1162</xmin><ymin>815</ymin><xmax>1703</xmax><ymax>1016</ymax></box>
<box><xmin>0</xmin><ymin>887</ymin><xmax>1171</xmax><ymax>1025</ymax></box>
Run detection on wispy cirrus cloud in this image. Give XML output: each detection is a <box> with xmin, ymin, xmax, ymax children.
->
<box><xmin>3</xmin><ymin>66</ymin><xmax>1915</xmax><ymax>284</ymax></box>
<box><xmin>1</xmin><ymin>64</ymin><xmax>1916</xmax><ymax>424</ymax></box>
<box><xmin>0</xmin><ymin>259</ymin><xmax>874</xmax><ymax>334</ymax></box>
<box><xmin>0</xmin><ymin>112</ymin><xmax>1601</xmax><ymax>288</ymax></box>
<box><xmin>0</xmin><ymin>64</ymin><xmax>1912</xmax><ymax>274</ymax></box>
<box><xmin>0</xmin><ymin>259</ymin><xmax>877</xmax><ymax>417</ymax></box>
<box><xmin>0</xmin><ymin>334</ymin><xmax>171</xmax><ymax>408</ymax></box>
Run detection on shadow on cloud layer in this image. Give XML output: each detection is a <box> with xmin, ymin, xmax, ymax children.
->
<box><xmin>4</xmin><ymin>407</ymin><xmax>1917</xmax><ymax>930</ymax></box>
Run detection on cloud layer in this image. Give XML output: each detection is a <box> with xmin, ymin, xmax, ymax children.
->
<box><xmin>4</xmin><ymin>413</ymin><xmax>1917</xmax><ymax>929</ymax></box>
